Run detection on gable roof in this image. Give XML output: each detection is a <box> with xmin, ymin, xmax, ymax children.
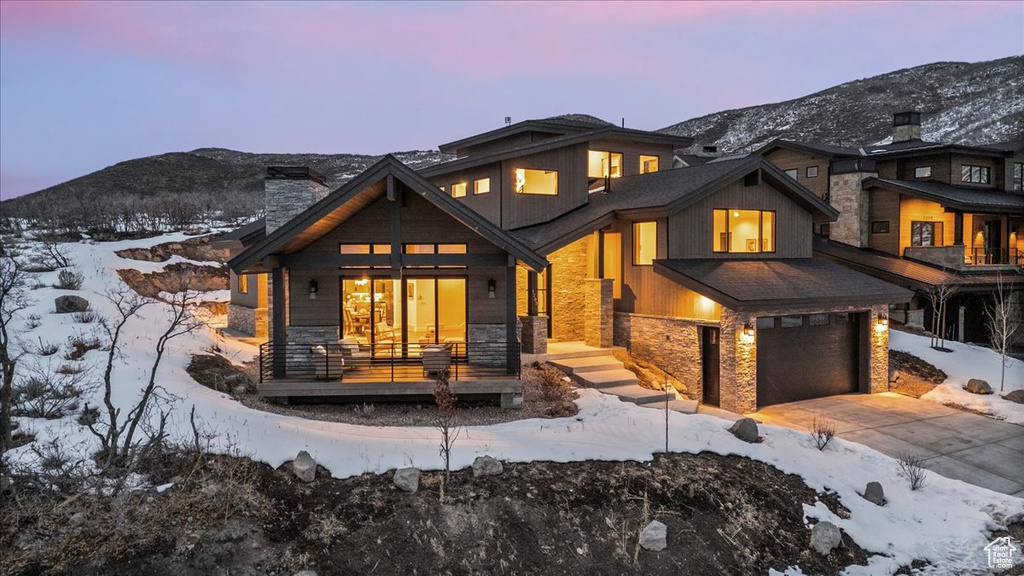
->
<box><xmin>510</xmin><ymin>156</ymin><xmax>838</xmax><ymax>253</ymax></box>
<box><xmin>229</xmin><ymin>155</ymin><xmax>548</xmax><ymax>273</ymax></box>
<box><xmin>755</xmin><ymin>139</ymin><xmax>862</xmax><ymax>159</ymax></box>
<box><xmin>758</xmin><ymin>137</ymin><xmax>1014</xmax><ymax>162</ymax></box>
<box><xmin>438</xmin><ymin>117</ymin><xmax>610</xmax><ymax>154</ymax></box>
<box><xmin>653</xmin><ymin>257</ymin><xmax>912</xmax><ymax>310</ymax></box>
<box><xmin>863</xmin><ymin>178</ymin><xmax>1024</xmax><ymax>213</ymax></box>
<box><xmin>214</xmin><ymin>218</ymin><xmax>266</xmax><ymax>247</ymax></box>
<box><xmin>424</xmin><ymin>126</ymin><xmax>694</xmax><ymax>178</ymax></box>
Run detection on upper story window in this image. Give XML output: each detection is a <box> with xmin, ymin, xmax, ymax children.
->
<box><xmin>910</xmin><ymin>221</ymin><xmax>943</xmax><ymax>247</ymax></box>
<box><xmin>914</xmin><ymin>166</ymin><xmax>932</xmax><ymax>179</ymax></box>
<box><xmin>473</xmin><ymin>177</ymin><xmax>490</xmax><ymax>194</ymax></box>
<box><xmin>632</xmin><ymin>221</ymin><xmax>657</xmax><ymax>265</ymax></box>
<box><xmin>451</xmin><ymin>182</ymin><xmax>467</xmax><ymax>198</ymax></box>
<box><xmin>639</xmin><ymin>155</ymin><xmax>660</xmax><ymax>174</ymax></box>
<box><xmin>806</xmin><ymin>166</ymin><xmax>819</xmax><ymax>178</ymax></box>
<box><xmin>961</xmin><ymin>165</ymin><xmax>990</xmax><ymax>184</ymax></box>
<box><xmin>515</xmin><ymin>168</ymin><xmax>558</xmax><ymax>195</ymax></box>
<box><xmin>340</xmin><ymin>243</ymin><xmax>391</xmax><ymax>269</ymax></box>
<box><xmin>784</xmin><ymin>169</ymin><xmax>798</xmax><ymax>180</ymax></box>
<box><xmin>588</xmin><ymin>150</ymin><xmax>622</xmax><ymax>178</ymax></box>
<box><xmin>238</xmin><ymin>274</ymin><xmax>249</xmax><ymax>294</ymax></box>
<box><xmin>1013</xmin><ymin>163</ymin><xmax>1023</xmax><ymax>191</ymax></box>
<box><xmin>713</xmin><ymin>209</ymin><xmax>776</xmax><ymax>253</ymax></box>
<box><xmin>404</xmin><ymin>243</ymin><xmax>468</xmax><ymax>269</ymax></box>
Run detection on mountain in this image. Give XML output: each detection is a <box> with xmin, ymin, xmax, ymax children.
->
<box><xmin>660</xmin><ymin>56</ymin><xmax>1024</xmax><ymax>154</ymax></box>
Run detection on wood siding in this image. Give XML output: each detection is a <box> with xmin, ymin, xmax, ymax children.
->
<box><xmin>500</xmin><ymin>143</ymin><xmax>589</xmax><ymax>229</ymax></box>
<box><xmin>893</xmin><ymin>153</ymin><xmax>950</xmax><ymax>182</ymax></box>
<box><xmin>898</xmin><ymin>196</ymin><xmax>956</xmax><ymax>253</ymax></box>
<box><xmin>587</xmin><ymin>138</ymin><xmax>676</xmax><ymax>179</ymax></box>
<box><xmin>867</xmin><ymin>189</ymin><xmax>900</xmax><ymax>255</ymax></box>
<box><xmin>667</xmin><ymin>179</ymin><xmax>813</xmax><ymax>259</ymax></box>
<box><xmin>951</xmin><ymin>153</ymin><xmax>1002</xmax><ymax>189</ymax></box>
<box><xmin>762</xmin><ymin>148</ymin><xmax>830</xmax><ymax>199</ymax></box>
<box><xmin>229</xmin><ymin>271</ymin><xmax>267</xmax><ymax>309</ymax></box>
<box><xmin>428</xmin><ymin>164</ymin><xmax>503</xmax><ymax>225</ymax></box>
<box><xmin>459</xmin><ymin>130</ymin><xmax>564</xmax><ymax>157</ymax></box>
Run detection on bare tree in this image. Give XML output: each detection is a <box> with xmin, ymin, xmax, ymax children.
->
<box><xmin>984</xmin><ymin>274</ymin><xmax>1020</xmax><ymax>392</ymax></box>
<box><xmin>0</xmin><ymin>255</ymin><xmax>31</xmax><ymax>453</ymax></box>
<box><xmin>433</xmin><ymin>368</ymin><xmax>459</xmax><ymax>502</ymax></box>
<box><xmin>927</xmin><ymin>278</ymin><xmax>958</xmax><ymax>350</ymax></box>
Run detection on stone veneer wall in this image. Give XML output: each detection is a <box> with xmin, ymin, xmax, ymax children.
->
<box><xmin>868</xmin><ymin>305</ymin><xmax>890</xmax><ymax>394</ymax></box>
<box><xmin>613</xmin><ymin>312</ymin><xmax>705</xmax><ymax>398</ymax></box>
<box><xmin>520</xmin><ymin>315</ymin><xmax>548</xmax><ymax>354</ymax></box>
<box><xmin>549</xmin><ymin>239</ymin><xmax>589</xmax><ymax>341</ymax></box>
<box><xmin>227</xmin><ymin>304</ymin><xmax>256</xmax><ymax>337</ymax></box>
<box><xmin>265</xmin><ymin>178</ymin><xmax>330</xmax><ymax>234</ymax></box>
<box><xmin>828</xmin><ymin>171</ymin><xmax>875</xmax><ymax>248</ymax></box>
<box><xmin>468</xmin><ymin>323</ymin><xmax>507</xmax><ymax>367</ymax></box>
<box><xmin>584</xmin><ymin>279</ymin><xmax>613</xmax><ymax>348</ymax></box>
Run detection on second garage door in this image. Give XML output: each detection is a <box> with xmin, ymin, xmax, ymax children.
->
<box><xmin>756</xmin><ymin>312</ymin><xmax>862</xmax><ymax>408</ymax></box>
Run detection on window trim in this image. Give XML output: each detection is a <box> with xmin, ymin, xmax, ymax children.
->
<box><xmin>451</xmin><ymin>181</ymin><xmax>467</xmax><ymax>198</ymax></box>
<box><xmin>914</xmin><ymin>166</ymin><xmax>932</xmax><ymax>179</ymax></box>
<box><xmin>870</xmin><ymin>220</ymin><xmax>890</xmax><ymax>234</ymax></box>
<box><xmin>805</xmin><ymin>166</ymin><xmax>819</xmax><ymax>178</ymax></box>
<box><xmin>587</xmin><ymin>149</ymin><xmax>624</xmax><ymax>179</ymax></box>
<box><xmin>237</xmin><ymin>274</ymin><xmax>249</xmax><ymax>294</ymax></box>
<box><xmin>910</xmin><ymin>220</ymin><xmax>944</xmax><ymax>247</ymax></box>
<box><xmin>712</xmin><ymin>209</ymin><xmax>777</xmax><ymax>254</ymax></box>
<box><xmin>784</xmin><ymin>168</ymin><xmax>798</xmax><ymax>180</ymax></box>
<box><xmin>473</xmin><ymin>177</ymin><xmax>490</xmax><ymax>195</ymax></box>
<box><xmin>961</xmin><ymin>164</ymin><xmax>991</xmax><ymax>184</ymax></box>
<box><xmin>632</xmin><ymin>221</ymin><xmax>658</xmax><ymax>266</ymax></box>
<box><xmin>514</xmin><ymin>167</ymin><xmax>559</xmax><ymax>195</ymax></box>
<box><xmin>639</xmin><ymin>154</ymin><xmax>660</xmax><ymax>174</ymax></box>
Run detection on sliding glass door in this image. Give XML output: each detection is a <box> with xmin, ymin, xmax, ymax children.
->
<box><xmin>342</xmin><ymin>276</ymin><xmax>466</xmax><ymax>350</ymax></box>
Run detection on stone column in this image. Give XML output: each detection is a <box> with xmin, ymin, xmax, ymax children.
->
<box><xmin>584</xmin><ymin>278</ymin><xmax>613</xmax><ymax>348</ymax></box>
<box><xmin>719</xmin><ymin>308</ymin><xmax>757</xmax><ymax>414</ymax></box>
<box><xmin>520</xmin><ymin>315</ymin><xmax>548</xmax><ymax>354</ymax></box>
<box><xmin>869</xmin><ymin>305</ymin><xmax>890</xmax><ymax>394</ymax></box>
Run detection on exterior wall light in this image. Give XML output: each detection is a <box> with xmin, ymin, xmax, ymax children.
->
<box><xmin>875</xmin><ymin>314</ymin><xmax>889</xmax><ymax>331</ymax></box>
<box><xmin>308</xmin><ymin>279</ymin><xmax>318</xmax><ymax>300</ymax></box>
<box><xmin>741</xmin><ymin>322</ymin><xmax>755</xmax><ymax>343</ymax></box>
<box><xmin>488</xmin><ymin>278</ymin><xmax>496</xmax><ymax>299</ymax></box>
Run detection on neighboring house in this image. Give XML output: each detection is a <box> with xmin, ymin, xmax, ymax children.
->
<box><xmin>226</xmin><ymin>118</ymin><xmax>911</xmax><ymax>414</ymax></box>
<box><xmin>756</xmin><ymin>113</ymin><xmax>1024</xmax><ymax>343</ymax></box>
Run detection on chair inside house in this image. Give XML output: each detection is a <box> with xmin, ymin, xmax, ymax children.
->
<box><xmin>375</xmin><ymin>321</ymin><xmax>397</xmax><ymax>343</ymax></box>
<box><xmin>421</xmin><ymin>343</ymin><xmax>453</xmax><ymax>378</ymax></box>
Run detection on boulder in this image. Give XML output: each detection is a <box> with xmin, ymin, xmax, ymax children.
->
<box><xmin>393</xmin><ymin>467</ymin><xmax>421</xmax><ymax>493</ymax></box>
<box><xmin>728</xmin><ymin>418</ymin><xmax>760</xmax><ymax>443</ymax></box>
<box><xmin>639</xmin><ymin>520</ymin><xmax>667</xmax><ymax>551</ymax></box>
<box><xmin>965</xmin><ymin>379</ymin><xmax>993</xmax><ymax>395</ymax></box>
<box><xmin>69</xmin><ymin>511</ymin><xmax>89</xmax><ymax>527</ymax></box>
<box><xmin>0</xmin><ymin>476</ymin><xmax>11</xmax><ymax>492</ymax></box>
<box><xmin>292</xmin><ymin>451</ymin><xmax>316</xmax><ymax>483</ymax></box>
<box><xmin>472</xmin><ymin>455</ymin><xmax>504</xmax><ymax>477</ymax></box>
<box><xmin>54</xmin><ymin>295</ymin><xmax>89</xmax><ymax>314</ymax></box>
<box><xmin>1002</xmin><ymin>390</ymin><xmax>1024</xmax><ymax>404</ymax></box>
<box><xmin>810</xmin><ymin>521</ymin><xmax>841</xmax><ymax>555</ymax></box>
<box><xmin>294</xmin><ymin>571</ymin><xmax>318</xmax><ymax>576</ymax></box>
<box><xmin>862</xmin><ymin>481</ymin><xmax>885</xmax><ymax>506</ymax></box>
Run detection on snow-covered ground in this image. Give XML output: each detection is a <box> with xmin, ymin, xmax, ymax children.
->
<box><xmin>890</xmin><ymin>330</ymin><xmax>1024</xmax><ymax>425</ymax></box>
<box><xmin>5</xmin><ymin>233</ymin><xmax>1024</xmax><ymax>576</ymax></box>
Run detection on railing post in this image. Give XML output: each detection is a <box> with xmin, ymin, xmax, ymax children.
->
<box><xmin>391</xmin><ymin>342</ymin><xmax>395</xmax><ymax>382</ymax></box>
<box><xmin>259</xmin><ymin>343</ymin><xmax>264</xmax><ymax>383</ymax></box>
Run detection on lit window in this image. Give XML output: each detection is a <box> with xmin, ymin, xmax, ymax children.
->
<box><xmin>473</xmin><ymin>177</ymin><xmax>490</xmax><ymax>194</ymax></box>
<box><xmin>632</xmin><ymin>221</ymin><xmax>657</xmax><ymax>265</ymax></box>
<box><xmin>784</xmin><ymin>169</ymin><xmax>798</xmax><ymax>180</ymax></box>
<box><xmin>914</xmin><ymin>166</ymin><xmax>932</xmax><ymax>179</ymax></box>
<box><xmin>439</xmin><ymin>185</ymin><xmax>445</xmax><ymax>193</ymax></box>
<box><xmin>451</xmin><ymin>182</ymin><xmax>467</xmax><ymax>198</ymax></box>
<box><xmin>514</xmin><ymin>168</ymin><xmax>558</xmax><ymax>195</ymax></box>
<box><xmin>806</xmin><ymin>166</ymin><xmax>819</xmax><ymax>178</ymax></box>
<box><xmin>713</xmin><ymin>209</ymin><xmax>776</xmax><ymax>253</ymax></box>
<box><xmin>961</xmin><ymin>165</ymin><xmax>990</xmax><ymax>184</ymax></box>
<box><xmin>340</xmin><ymin>243</ymin><xmax>391</xmax><ymax>269</ymax></box>
<box><xmin>640</xmin><ymin>155</ymin><xmax>660</xmax><ymax>174</ymax></box>
<box><xmin>588</xmin><ymin>150</ymin><xmax>623</xmax><ymax>178</ymax></box>
<box><xmin>911</xmin><ymin>221</ymin><xmax>943</xmax><ymax>247</ymax></box>
<box><xmin>238</xmin><ymin>274</ymin><xmax>248</xmax><ymax>294</ymax></box>
<box><xmin>403</xmin><ymin>243</ymin><xmax>467</xmax><ymax>269</ymax></box>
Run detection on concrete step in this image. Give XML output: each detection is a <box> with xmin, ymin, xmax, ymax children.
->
<box><xmin>637</xmin><ymin>398</ymin><xmax>699</xmax><ymax>413</ymax></box>
<box><xmin>601</xmin><ymin>384</ymin><xmax>677</xmax><ymax>405</ymax></box>
<box><xmin>579</xmin><ymin>368</ymin><xmax>639</xmax><ymax>389</ymax></box>
<box><xmin>549</xmin><ymin>356</ymin><xmax>623</xmax><ymax>375</ymax></box>
<box><xmin>546</xmin><ymin>348</ymin><xmax>621</xmax><ymax>361</ymax></box>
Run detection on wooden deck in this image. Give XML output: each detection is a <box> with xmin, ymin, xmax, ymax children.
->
<box><xmin>259</xmin><ymin>377</ymin><xmax>522</xmax><ymax>399</ymax></box>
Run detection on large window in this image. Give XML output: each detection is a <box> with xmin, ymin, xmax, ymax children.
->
<box><xmin>961</xmin><ymin>165</ymin><xmax>991</xmax><ymax>184</ymax></box>
<box><xmin>632</xmin><ymin>221</ymin><xmax>657</xmax><ymax>265</ymax></box>
<box><xmin>713</xmin><ymin>209</ymin><xmax>776</xmax><ymax>253</ymax></box>
<box><xmin>588</xmin><ymin>150</ymin><xmax>623</xmax><ymax>178</ymax></box>
<box><xmin>473</xmin><ymin>177</ymin><xmax>490</xmax><ymax>195</ymax></box>
<box><xmin>640</xmin><ymin>155</ymin><xmax>660</xmax><ymax>174</ymax></box>
<box><xmin>451</xmin><ymin>182</ymin><xmax>467</xmax><ymax>198</ymax></box>
<box><xmin>1014</xmin><ymin>163</ymin><xmax>1023</xmax><ymax>191</ymax></box>
<box><xmin>403</xmin><ymin>243</ymin><xmax>467</xmax><ymax>269</ymax></box>
<box><xmin>514</xmin><ymin>168</ymin><xmax>558</xmax><ymax>195</ymax></box>
<box><xmin>911</xmin><ymin>221</ymin><xmax>943</xmax><ymax>247</ymax></box>
<box><xmin>340</xmin><ymin>243</ymin><xmax>391</xmax><ymax>269</ymax></box>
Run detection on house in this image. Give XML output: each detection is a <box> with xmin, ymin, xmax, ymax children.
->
<box><xmin>756</xmin><ymin>113</ymin><xmax>1024</xmax><ymax>342</ymax></box>
<box><xmin>225</xmin><ymin>117</ymin><xmax>911</xmax><ymax>414</ymax></box>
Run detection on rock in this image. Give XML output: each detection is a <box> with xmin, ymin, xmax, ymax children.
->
<box><xmin>0</xmin><ymin>476</ymin><xmax>12</xmax><ymax>492</ymax></box>
<box><xmin>201</xmin><ymin>482</ymin><xmax>221</xmax><ymax>498</ymax></box>
<box><xmin>965</xmin><ymin>379</ymin><xmax>993</xmax><ymax>395</ymax></box>
<box><xmin>292</xmin><ymin>451</ymin><xmax>316</xmax><ymax>482</ymax></box>
<box><xmin>69</xmin><ymin>511</ymin><xmax>88</xmax><ymax>527</ymax></box>
<box><xmin>728</xmin><ymin>418</ymin><xmax>760</xmax><ymax>443</ymax></box>
<box><xmin>639</xmin><ymin>520</ymin><xmax>667</xmax><ymax>551</ymax></box>
<box><xmin>232</xmin><ymin>385</ymin><xmax>248</xmax><ymax>397</ymax></box>
<box><xmin>1002</xmin><ymin>390</ymin><xmax>1024</xmax><ymax>404</ymax></box>
<box><xmin>393</xmin><ymin>467</ymin><xmax>421</xmax><ymax>492</ymax></box>
<box><xmin>293</xmin><ymin>571</ymin><xmax>318</xmax><ymax>576</ymax></box>
<box><xmin>54</xmin><ymin>295</ymin><xmax>89</xmax><ymax>314</ymax></box>
<box><xmin>472</xmin><ymin>455</ymin><xmax>504</xmax><ymax>477</ymax></box>
<box><xmin>862</xmin><ymin>481</ymin><xmax>885</xmax><ymax>506</ymax></box>
<box><xmin>810</xmin><ymin>521</ymin><xmax>842</xmax><ymax>555</ymax></box>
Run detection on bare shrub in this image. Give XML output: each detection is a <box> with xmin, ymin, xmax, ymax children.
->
<box><xmin>896</xmin><ymin>452</ymin><xmax>928</xmax><ymax>491</ymax></box>
<box><xmin>34</xmin><ymin>338</ymin><xmax>60</xmax><ymax>356</ymax></box>
<box><xmin>72</xmin><ymin>310</ymin><xmax>98</xmax><ymax>324</ymax></box>
<box><xmin>12</xmin><ymin>360</ymin><xmax>95</xmax><ymax>419</ymax></box>
<box><xmin>353</xmin><ymin>403</ymin><xmax>376</xmax><ymax>418</ymax></box>
<box><xmin>24</xmin><ymin>313</ymin><xmax>42</xmax><ymax>330</ymax></box>
<box><xmin>809</xmin><ymin>416</ymin><xmax>837</xmax><ymax>451</ymax></box>
<box><xmin>39</xmin><ymin>234</ymin><xmax>73</xmax><ymax>268</ymax></box>
<box><xmin>54</xmin><ymin>267</ymin><xmax>84</xmax><ymax>290</ymax></box>
<box><xmin>1</xmin><ymin>253</ymin><xmax>32</xmax><ymax>452</ymax></box>
<box><xmin>985</xmin><ymin>274</ymin><xmax>1020</xmax><ymax>392</ymax></box>
<box><xmin>433</xmin><ymin>369</ymin><xmax>459</xmax><ymax>502</ymax></box>
<box><xmin>65</xmin><ymin>332</ymin><xmax>101</xmax><ymax>361</ymax></box>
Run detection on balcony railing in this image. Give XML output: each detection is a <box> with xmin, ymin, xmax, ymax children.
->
<box><xmin>967</xmin><ymin>247</ymin><xmax>1023</xmax><ymax>267</ymax></box>
<box><xmin>258</xmin><ymin>341</ymin><xmax>518</xmax><ymax>383</ymax></box>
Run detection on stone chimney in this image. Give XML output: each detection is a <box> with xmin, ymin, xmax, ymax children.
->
<box><xmin>828</xmin><ymin>158</ymin><xmax>877</xmax><ymax>248</ymax></box>
<box><xmin>891</xmin><ymin>111</ymin><xmax>921</xmax><ymax>143</ymax></box>
<box><xmin>265</xmin><ymin>167</ymin><xmax>329</xmax><ymax>234</ymax></box>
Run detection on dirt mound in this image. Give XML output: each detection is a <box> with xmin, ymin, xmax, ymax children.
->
<box><xmin>117</xmin><ymin>262</ymin><xmax>228</xmax><ymax>299</ymax></box>
<box><xmin>889</xmin><ymin>350</ymin><xmax>947</xmax><ymax>398</ymax></box>
<box><xmin>115</xmin><ymin>234</ymin><xmax>229</xmax><ymax>264</ymax></box>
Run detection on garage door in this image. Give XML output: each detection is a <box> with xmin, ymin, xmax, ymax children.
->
<box><xmin>756</xmin><ymin>312</ymin><xmax>861</xmax><ymax>408</ymax></box>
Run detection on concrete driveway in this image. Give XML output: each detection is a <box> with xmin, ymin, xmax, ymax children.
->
<box><xmin>753</xmin><ymin>393</ymin><xmax>1024</xmax><ymax>497</ymax></box>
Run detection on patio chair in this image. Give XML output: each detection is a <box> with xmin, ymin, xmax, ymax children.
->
<box><xmin>421</xmin><ymin>343</ymin><xmax>453</xmax><ymax>378</ymax></box>
<box><xmin>338</xmin><ymin>338</ymin><xmax>371</xmax><ymax>369</ymax></box>
<box><xmin>311</xmin><ymin>345</ymin><xmax>344</xmax><ymax>380</ymax></box>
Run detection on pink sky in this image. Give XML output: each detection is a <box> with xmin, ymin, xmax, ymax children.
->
<box><xmin>1</xmin><ymin>1</ymin><xmax>1021</xmax><ymax>199</ymax></box>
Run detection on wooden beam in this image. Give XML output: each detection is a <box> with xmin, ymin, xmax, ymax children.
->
<box><xmin>386</xmin><ymin>173</ymin><xmax>396</xmax><ymax>201</ymax></box>
<box><xmin>953</xmin><ymin>211</ymin><xmax>964</xmax><ymax>245</ymax></box>
<box><xmin>390</xmin><ymin>193</ymin><xmax>402</xmax><ymax>273</ymax></box>
<box><xmin>279</xmin><ymin>253</ymin><xmax>508</xmax><ymax>268</ymax></box>
<box><xmin>506</xmin><ymin>262</ymin><xmax>518</xmax><ymax>375</ymax></box>
<box><xmin>527</xmin><ymin>270</ymin><xmax>538</xmax><ymax>316</ymax></box>
<box><xmin>271</xmin><ymin>267</ymin><xmax>286</xmax><ymax>378</ymax></box>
